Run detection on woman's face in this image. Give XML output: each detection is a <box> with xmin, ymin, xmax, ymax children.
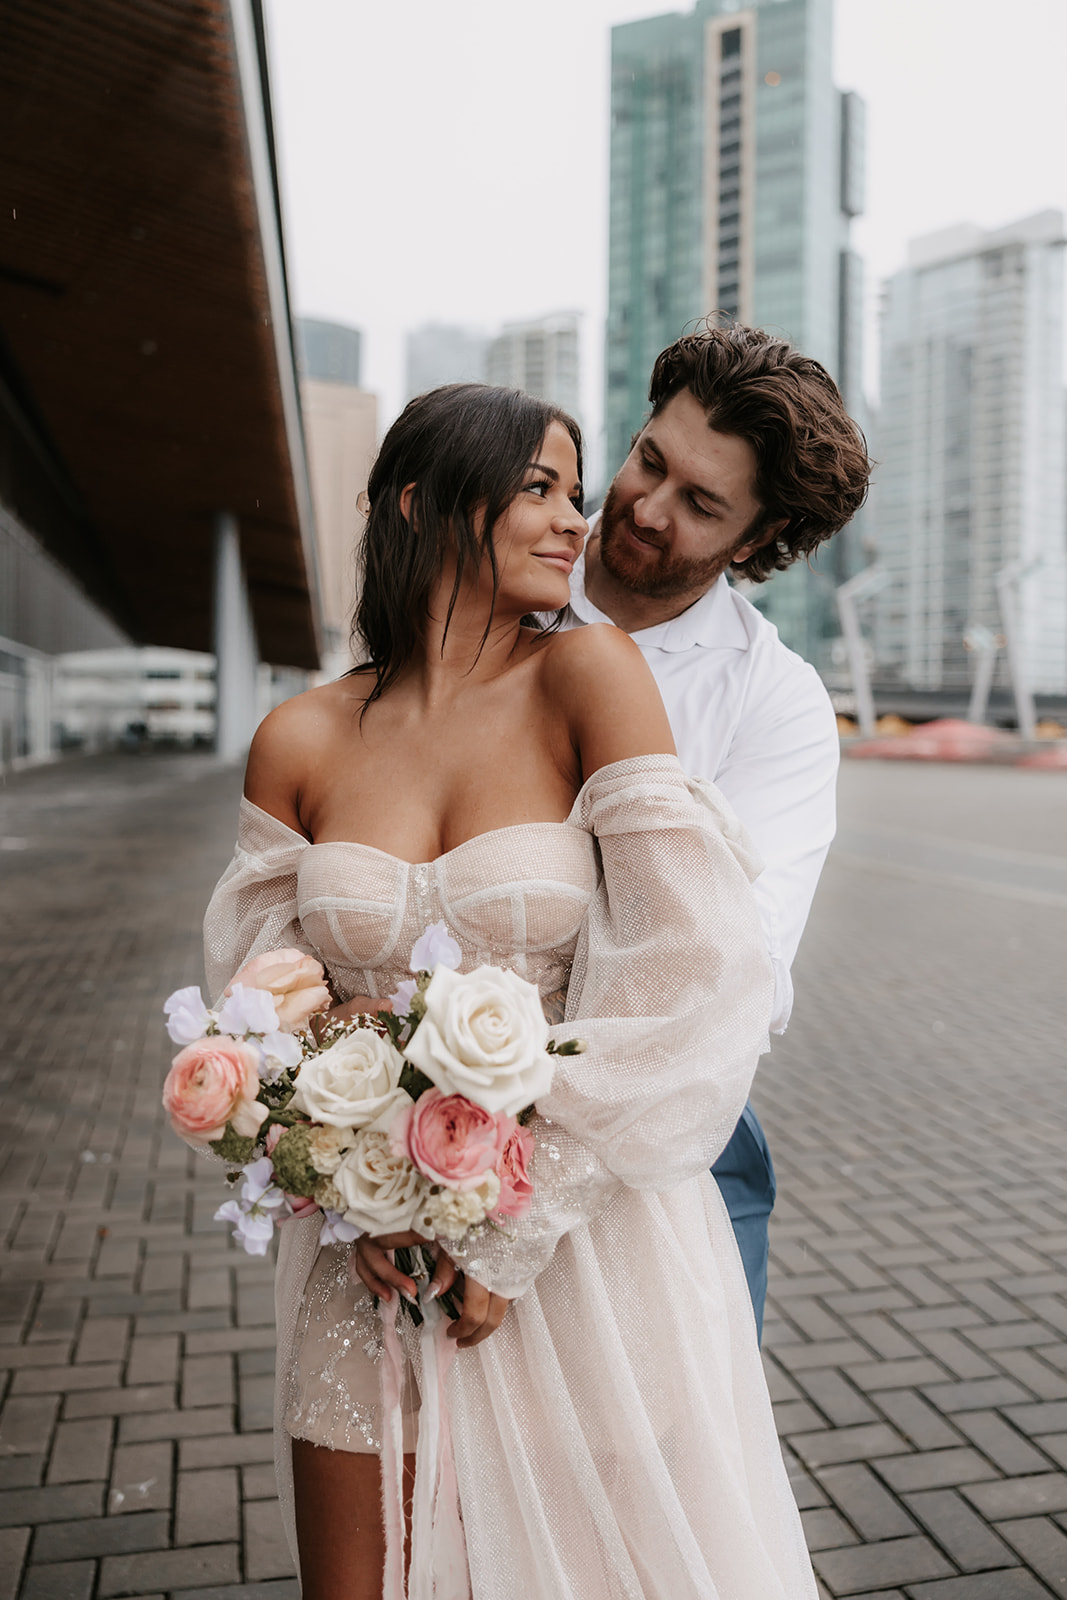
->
<box><xmin>491</xmin><ymin>421</ymin><xmax>588</xmax><ymax>613</ymax></box>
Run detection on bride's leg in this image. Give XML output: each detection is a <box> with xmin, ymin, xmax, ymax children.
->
<box><xmin>292</xmin><ymin>1438</ymin><xmax>415</xmax><ymax>1600</ymax></box>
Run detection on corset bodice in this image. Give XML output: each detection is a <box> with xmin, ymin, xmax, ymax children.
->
<box><xmin>295</xmin><ymin>822</ymin><xmax>600</xmax><ymax>1008</ymax></box>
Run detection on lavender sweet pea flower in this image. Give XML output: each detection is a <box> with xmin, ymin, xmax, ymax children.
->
<box><xmin>163</xmin><ymin>985</ymin><xmax>212</xmax><ymax>1046</ymax></box>
<box><xmin>216</xmin><ymin>984</ymin><xmax>279</xmax><ymax>1039</ymax></box>
<box><xmin>388</xmin><ymin>978</ymin><xmax>419</xmax><ymax>1014</ymax></box>
<box><xmin>409</xmin><ymin>922</ymin><xmax>461</xmax><ymax>974</ymax></box>
<box><xmin>215</xmin><ymin>1198</ymin><xmax>277</xmax><ymax>1256</ymax></box>
<box><xmin>241</xmin><ymin>1156</ymin><xmax>283</xmax><ymax>1205</ymax></box>
<box><xmin>319</xmin><ymin>1210</ymin><xmax>363</xmax><ymax>1247</ymax></box>
<box><xmin>215</xmin><ymin>1157</ymin><xmax>291</xmax><ymax>1256</ymax></box>
<box><xmin>255</xmin><ymin>1029</ymin><xmax>304</xmax><ymax>1082</ymax></box>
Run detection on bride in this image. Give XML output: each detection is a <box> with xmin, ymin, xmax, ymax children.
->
<box><xmin>203</xmin><ymin>383</ymin><xmax>816</xmax><ymax>1599</ymax></box>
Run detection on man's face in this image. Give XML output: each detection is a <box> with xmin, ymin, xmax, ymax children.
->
<box><xmin>598</xmin><ymin>389</ymin><xmax>775</xmax><ymax>602</ymax></box>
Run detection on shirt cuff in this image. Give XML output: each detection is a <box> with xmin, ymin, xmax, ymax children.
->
<box><xmin>768</xmin><ymin>955</ymin><xmax>793</xmax><ymax>1035</ymax></box>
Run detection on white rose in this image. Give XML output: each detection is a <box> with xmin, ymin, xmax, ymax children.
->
<box><xmin>334</xmin><ymin>1108</ymin><xmax>430</xmax><ymax>1234</ymax></box>
<box><xmin>290</xmin><ymin>1028</ymin><xmax>403</xmax><ymax>1128</ymax></box>
<box><xmin>403</xmin><ymin>964</ymin><xmax>553</xmax><ymax>1116</ymax></box>
<box><xmin>421</xmin><ymin>1171</ymin><xmax>501</xmax><ymax>1243</ymax></box>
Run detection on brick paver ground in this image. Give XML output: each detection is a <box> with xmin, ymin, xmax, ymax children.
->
<box><xmin>760</xmin><ymin>759</ymin><xmax>1067</xmax><ymax>1600</ymax></box>
<box><xmin>0</xmin><ymin>751</ymin><xmax>1064</xmax><ymax>1599</ymax></box>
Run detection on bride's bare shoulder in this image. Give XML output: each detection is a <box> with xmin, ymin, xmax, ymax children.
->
<box><xmin>537</xmin><ymin>625</ymin><xmax>675</xmax><ymax>769</ymax></box>
<box><xmin>243</xmin><ymin>674</ymin><xmax>371</xmax><ymax>831</ymax></box>
<box><xmin>538</xmin><ymin>623</ymin><xmax>654</xmax><ymax>699</ymax></box>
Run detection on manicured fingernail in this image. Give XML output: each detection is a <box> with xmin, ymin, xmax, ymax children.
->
<box><xmin>426</xmin><ymin>1284</ymin><xmax>440</xmax><ymax>1302</ymax></box>
<box><xmin>401</xmin><ymin>1288</ymin><xmax>418</xmax><ymax>1304</ymax></box>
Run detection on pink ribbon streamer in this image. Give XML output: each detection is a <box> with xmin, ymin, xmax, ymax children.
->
<box><xmin>379</xmin><ymin>1290</ymin><xmax>408</xmax><ymax>1600</ymax></box>
<box><xmin>379</xmin><ymin>1285</ymin><xmax>469</xmax><ymax>1599</ymax></box>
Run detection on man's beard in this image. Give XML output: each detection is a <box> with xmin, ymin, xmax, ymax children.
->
<box><xmin>597</xmin><ymin>483</ymin><xmax>738</xmax><ymax>601</ymax></box>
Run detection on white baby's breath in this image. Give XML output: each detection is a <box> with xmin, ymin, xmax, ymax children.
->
<box><xmin>307</xmin><ymin>1123</ymin><xmax>355</xmax><ymax>1176</ymax></box>
<box><xmin>421</xmin><ymin>1170</ymin><xmax>501</xmax><ymax>1242</ymax></box>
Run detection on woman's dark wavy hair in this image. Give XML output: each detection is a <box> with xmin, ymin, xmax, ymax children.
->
<box><xmin>648</xmin><ymin>323</ymin><xmax>871</xmax><ymax>581</ymax></box>
<box><xmin>352</xmin><ymin>383</ymin><xmax>583</xmax><ymax>709</ymax></box>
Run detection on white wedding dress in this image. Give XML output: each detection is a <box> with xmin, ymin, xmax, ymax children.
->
<box><xmin>203</xmin><ymin>755</ymin><xmax>817</xmax><ymax>1599</ymax></box>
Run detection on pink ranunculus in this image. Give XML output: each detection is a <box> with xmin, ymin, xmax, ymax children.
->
<box><xmin>163</xmin><ymin>1037</ymin><xmax>267</xmax><ymax>1150</ymax></box>
<box><xmin>264</xmin><ymin>1124</ymin><xmax>284</xmax><ymax>1156</ymax></box>
<box><xmin>391</xmin><ymin>1088</ymin><xmax>501</xmax><ymax>1192</ymax></box>
<box><xmin>490</xmin><ymin>1117</ymin><xmax>535</xmax><ymax>1221</ymax></box>
<box><xmin>225</xmin><ymin>949</ymin><xmax>331</xmax><ymax>1030</ymax></box>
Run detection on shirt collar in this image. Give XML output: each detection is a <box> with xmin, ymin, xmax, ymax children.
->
<box><xmin>570</xmin><ymin>519</ymin><xmax>751</xmax><ymax>653</ymax></box>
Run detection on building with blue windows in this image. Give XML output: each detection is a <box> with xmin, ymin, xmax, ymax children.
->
<box><xmin>605</xmin><ymin>0</ymin><xmax>866</xmax><ymax>662</ymax></box>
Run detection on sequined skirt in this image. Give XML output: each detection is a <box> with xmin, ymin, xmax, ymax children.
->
<box><xmin>283</xmin><ymin>1244</ymin><xmax>420</xmax><ymax>1454</ymax></box>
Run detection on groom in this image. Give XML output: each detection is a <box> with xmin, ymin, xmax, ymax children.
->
<box><xmin>568</xmin><ymin>323</ymin><xmax>870</xmax><ymax>1341</ymax></box>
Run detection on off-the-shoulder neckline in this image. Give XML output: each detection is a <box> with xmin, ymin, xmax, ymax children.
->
<box><xmin>239</xmin><ymin>751</ymin><xmax>683</xmax><ymax>864</ymax></box>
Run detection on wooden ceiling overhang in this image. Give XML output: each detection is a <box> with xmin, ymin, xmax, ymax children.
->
<box><xmin>0</xmin><ymin>0</ymin><xmax>322</xmax><ymax>669</ymax></box>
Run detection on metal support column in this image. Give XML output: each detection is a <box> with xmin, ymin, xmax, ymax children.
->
<box><xmin>836</xmin><ymin>567</ymin><xmax>889</xmax><ymax>738</ymax></box>
<box><xmin>213</xmin><ymin>511</ymin><xmax>259</xmax><ymax>762</ymax></box>
<box><xmin>995</xmin><ymin>558</ymin><xmax>1040</xmax><ymax>741</ymax></box>
<box><xmin>964</xmin><ymin>624</ymin><xmax>1002</xmax><ymax>726</ymax></box>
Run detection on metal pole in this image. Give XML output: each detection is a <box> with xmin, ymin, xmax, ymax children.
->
<box><xmin>963</xmin><ymin>624</ymin><xmax>1001</xmax><ymax>726</ymax></box>
<box><xmin>995</xmin><ymin>559</ymin><xmax>1041</xmax><ymax>741</ymax></box>
<box><xmin>213</xmin><ymin>511</ymin><xmax>259</xmax><ymax>762</ymax></box>
<box><xmin>836</xmin><ymin>567</ymin><xmax>889</xmax><ymax>738</ymax></box>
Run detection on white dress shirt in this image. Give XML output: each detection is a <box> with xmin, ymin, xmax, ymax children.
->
<box><xmin>567</xmin><ymin>541</ymin><xmax>839</xmax><ymax>1032</ymax></box>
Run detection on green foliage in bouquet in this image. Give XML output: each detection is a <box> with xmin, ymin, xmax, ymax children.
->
<box><xmin>398</xmin><ymin>1062</ymin><xmax>434</xmax><ymax>1100</ymax></box>
<box><xmin>209</xmin><ymin>1122</ymin><xmax>258</xmax><ymax>1164</ymax></box>
<box><xmin>269</xmin><ymin>1124</ymin><xmax>319</xmax><ymax>1198</ymax></box>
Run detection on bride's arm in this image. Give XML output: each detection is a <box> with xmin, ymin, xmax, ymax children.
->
<box><xmin>203</xmin><ymin>696</ymin><xmax>331</xmax><ymax>1002</ymax></box>
<box><xmin>236</xmin><ymin>693</ymin><xmax>385</xmax><ymax>1020</ymax></box>
<box><xmin>242</xmin><ymin>691</ymin><xmax>328</xmax><ymax>839</ymax></box>
<box><xmin>446</xmin><ymin>752</ymin><xmax>774</xmax><ymax>1302</ymax></box>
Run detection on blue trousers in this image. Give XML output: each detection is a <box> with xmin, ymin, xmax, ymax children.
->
<box><xmin>711</xmin><ymin>1103</ymin><xmax>776</xmax><ymax>1344</ymax></box>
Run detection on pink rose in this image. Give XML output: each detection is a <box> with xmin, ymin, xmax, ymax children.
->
<box><xmin>163</xmin><ymin>1037</ymin><xmax>267</xmax><ymax>1150</ymax></box>
<box><xmin>391</xmin><ymin>1089</ymin><xmax>501</xmax><ymax>1192</ymax></box>
<box><xmin>226</xmin><ymin>949</ymin><xmax>331</xmax><ymax>1029</ymax></box>
<box><xmin>491</xmin><ymin>1118</ymin><xmax>534</xmax><ymax>1221</ymax></box>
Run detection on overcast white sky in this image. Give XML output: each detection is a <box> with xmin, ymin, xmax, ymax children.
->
<box><xmin>264</xmin><ymin>0</ymin><xmax>1067</xmax><ymax>451</ymax></box>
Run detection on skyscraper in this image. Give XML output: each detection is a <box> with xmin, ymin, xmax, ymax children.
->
<box><xmin>487</xmin><ymin>313</ymin><xmax>581</xmax><ymax>421</ymax></box>
<box><xmin>871</xmin><ymin>212</ymin><xmax>1067</xmax><ymax>700</ymax></box>
<box><xmin>295</xmin><ymin>318</ymin><xmax>378</xmax><ymax>674</ymax></box>
<box><xmin>296</xmin><ymin>317</ymin><xmax>362</xmax><ymax>388</ymax></box>
<box><xmin>405</xmin><ymin>323</ymin><xmax>488</xmax><ymax>401</ymax></box>
<box><xmin>605</xmin><ymin>0</ymin><xmax>865</xmax><ymax>659</ymax></box>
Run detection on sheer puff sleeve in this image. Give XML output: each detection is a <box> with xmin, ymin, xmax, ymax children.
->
<box><xmin>202</xmin><ymin>798</ymin><xmax>317</xmax><ymax>1005</ymax></box>
<box><xmin>448</xmin><ymin>754</ymin><xmax>774</xmax><ymax>1299</ymax></box>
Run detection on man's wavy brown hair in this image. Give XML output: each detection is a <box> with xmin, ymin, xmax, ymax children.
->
<box><xmin>648</xmin><ymin>324</ymin><xmax>871</xmax><ymax>582</ymax></box>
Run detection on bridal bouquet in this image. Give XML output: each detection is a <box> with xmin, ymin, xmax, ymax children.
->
<box><xmin>161</xmin><ymin>925</ymin><xmax>583</xmax><ymax>1284</ymax></box>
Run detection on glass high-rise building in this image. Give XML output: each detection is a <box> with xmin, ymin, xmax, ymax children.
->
<box><xmin>871</xmin><ymin>212</ymin><xmax>1067</xmax><ymax>699</ymax></box>
<box><xmin>605</xmin><ymin>0</ymin><xmax>865</xmax><ymax>660</ymax></box>
<box><xmin>487</xmin><ymin>313</ymin><xmax>581</xmax><ymax>422</ymax></box>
